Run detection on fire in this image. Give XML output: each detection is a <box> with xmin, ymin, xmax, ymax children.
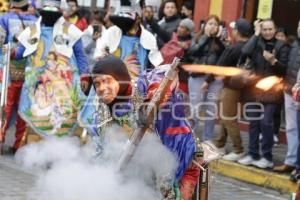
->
<box><xmin>255</xmin><ymin>76</ymin><xmax>283</xmax><ymax>91</ymax></box>
<box><xmin>182</xmin><ymin>64</ymin><xmax>243</xmax><ymax>76</ymax></box>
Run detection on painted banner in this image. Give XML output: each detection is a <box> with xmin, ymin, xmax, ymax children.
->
<box><xmin>18</xmin><ymin>19</ymin><xmax>85</xmax><ymax>138</ymax></box>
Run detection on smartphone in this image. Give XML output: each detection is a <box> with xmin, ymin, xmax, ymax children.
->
<box><xmin>265</xmin><ymin>42</ymin><xmax>275</xmax><ymax>53</ymax></box>
<box><xmin>199</xmin><ymin>20</ymin><xmax>205</xmax><ymax>30</ymax></box>
<box><xmin>93</xmin><ymin>25</ymin><xmax>100</xmax><ymax>33</ymax></box>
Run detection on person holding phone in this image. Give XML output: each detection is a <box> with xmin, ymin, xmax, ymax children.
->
<box><xmin>82</xmin><ymin>11</ymin><xmax>106</xmax><ymax>67</ymax></box>
<box><xmin>186</xmin><ymin>15</ymin><xmax>225</xmax><ymax>143</ymax></box>
<box><xmin>238</xmin><ymin>19</ymin><xmax>290</xmax><ymax>169</ymax></box>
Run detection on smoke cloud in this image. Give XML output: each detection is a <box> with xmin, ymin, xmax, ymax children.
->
<box><xmin>15</xmin><ymin>126</ymin><xmax>178</xmax><ymax>200</ymax></box>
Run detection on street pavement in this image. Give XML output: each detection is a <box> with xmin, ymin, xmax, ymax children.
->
<box><xmin>0</xmin><ymin>154</ymin><xmax>289</xmax><ymax>200</ymax></box>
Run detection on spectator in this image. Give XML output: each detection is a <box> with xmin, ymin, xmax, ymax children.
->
<box><xmin>160</xmin><ymin>18</ymin><xmax>194</xmax><ymax>96</ymax></box>
<box><xmin>63</xmin><ymin>0</ymin><xmax>88</xmax><ymax>31</ymax></box>
<box><xmin>146</xmin><ymin>0</ymin><xmax>181</xmax><ymax>48</ymax></box>
<box><xmin>272</xmin><ymin>27</ymin><xmax>289</xmax><ymax>146</ymax></box>
<box><xmin>141</xmin><ymin>5</ymin><xmax>157</xmax><ymax>33</ymax></box>
<box><xmin>291</xmin><ymin>51</ymin><xmax>300</xmax><ymax>181</ymax></box>
<box><xmin>180</xmin><ymin>1</ymin><xmax>193</xmax><ymax>19</ymax></box>
<box><xmin>187</xmin><ymin>15</ymin><xmax>225</xmax><ymax>142</ymax></box>
<box><xmin>274</xmin><ymin>20</ymin><xmax>300</xmax><ymax>174</ymax></box>
<box><xmin>160</xmin><ymin>18</ymin><xmax>194</xmax><ymax>64</ymax></box>
<box><xmin>82</xmin><ymin>10</ymin><xmax>106</xmax><ymax>66</ymax></box>
<box><xmin>103</xmin><ymin>6</ymin><xmax>115</xmax><ymax>29</ymax></box>
<box><xmin>214</xmin><ymin>18</ymin><xmax>253</xmax><ymax>161</ymax></box>
<box><xmin>238</xmin><ymin>19</ymin><xmax>290</xmax><ymax>169</ymax></box>
<box><xmin>276</xmin><ymin>27</ymin><xmax>289</xmax><ymax>43</ymax></box>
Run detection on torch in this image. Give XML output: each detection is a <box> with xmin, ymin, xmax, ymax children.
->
<box><xmin>117</xmin><ymin>57</ymin><xmax>181</xmax><ymax>172</ymax></box>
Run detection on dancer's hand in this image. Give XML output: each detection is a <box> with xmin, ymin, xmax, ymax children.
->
<box><xmin>200</xmin><ymin>81</ymin><xmax>209</xmax><ymax>91</ymax></box>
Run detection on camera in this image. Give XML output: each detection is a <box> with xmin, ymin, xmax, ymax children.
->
<box><xmin>265</xmin><ymin>42</ymin><xmax>275</xmax><ymax>53</ymax></box>
<box><xmin>93</xmin><ymin>25</ymin><xmax>100</xmax><ymax>33</ymax></box>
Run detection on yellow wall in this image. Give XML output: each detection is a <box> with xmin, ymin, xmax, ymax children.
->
<box><xmin>209</xmin><ymin>0</ymin><xmax>224</xmax><ymax>17</ymax></box>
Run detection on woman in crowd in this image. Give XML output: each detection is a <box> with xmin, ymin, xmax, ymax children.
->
<box><xmin>187</xmin><ymin>15</ymin><xmax>225</xmax><ymax>142</ymax></box>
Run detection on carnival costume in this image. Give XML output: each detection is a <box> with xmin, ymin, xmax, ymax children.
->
<box><xmin>14</xmin><ymin>0</ymin><xmax>88</xmax><ymax>138</ymax></box>
<box><xmin>0</xmin><ymin>0</ymin><xmax>37</xmax><ymax>151</ymax></box>
<box><xmin>79</xmin><ymin>56</ymin><xmax>198</xmax><ymax>199</ymax></box>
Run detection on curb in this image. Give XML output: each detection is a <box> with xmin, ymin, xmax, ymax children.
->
<box><xmin>211</xmin><ymin>159</ymin><xmax>297</xmax><ymax>194</ymax></box>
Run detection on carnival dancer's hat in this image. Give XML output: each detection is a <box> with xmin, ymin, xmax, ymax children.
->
<box><xmin>92</xmin><ymin>55</ymin><xmax>131</xmax><ymax>96</ymax></box>
<box><xmin>10</xmin><ymin>0</ymin><xmax>29</xmax><ymax>8</ymax></box>
<box><xmin>41</xmin><ymin>0</ymin><xmax>61</xmax><ymax>11</ymax></box>
<box><xmin>39</xmin><ymin>0</ymin><xmax>63</xmax><ymax>26</ymax></box>
<box><xmin>109</xmin><ymin>0</ymin><xmax>141</xmax><ymax>33</ymax></box>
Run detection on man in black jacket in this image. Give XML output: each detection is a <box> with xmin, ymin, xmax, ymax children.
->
<box><xmin>238</xmin><ymin>19</ymin><xmax>290</xmax><ymax>169</ymax></box>
<box><xmin>214</xmin><ymin>18</ymin><xmax>252</xmax><ymax>161</ymax></box>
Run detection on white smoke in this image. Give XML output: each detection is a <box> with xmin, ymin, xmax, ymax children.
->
<box><xmin>15</xmin><ymin>127</ymin><xmax>178</xmax><ymax>200</ymax></box>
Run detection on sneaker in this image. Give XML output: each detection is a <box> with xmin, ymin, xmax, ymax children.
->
<box><xmin>252</xmin><ymin>158</ymin><xmax>274</xmax><ymax>169</ymax></box>
<box><xmin>238</xmin><ymin>155</ymin><xmax>255</xmax><ymax>166</ymax></box>
<box><xmin>223</xmin><ymin>152</ymin><xmax>245</xmax><ymax>161</ymax></box>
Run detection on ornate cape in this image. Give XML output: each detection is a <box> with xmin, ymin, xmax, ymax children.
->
<box><xmin>17</xmin><ymin>17</ymin><xmax>86</xmax><ymax>137</ymax></box>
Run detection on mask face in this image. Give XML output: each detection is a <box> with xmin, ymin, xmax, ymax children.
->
<box><xmin>93</xmin><ymin>75</ymin><xmax>120</xmax><ymax>104</ymax></box>
<box><xmin>40</xmin><ymin>10</ymin><xmax>62</xmax><ymax>27</ymax></box>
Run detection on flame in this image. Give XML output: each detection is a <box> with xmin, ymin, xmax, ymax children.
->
<box><xmin>255</xmin><ymin>76</ymin><xmax>283</xmax><ymax>91</ymax></box>
<box><xmin>182</xmin><ymin>64</ymin><xmax>243</xmax><ymax>76</ymax></box>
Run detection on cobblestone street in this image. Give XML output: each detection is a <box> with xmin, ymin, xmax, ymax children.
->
<box><xmin>0</xmin><ymin>154</ymin><xmax>289</xmax><ymax>200</ymax></box>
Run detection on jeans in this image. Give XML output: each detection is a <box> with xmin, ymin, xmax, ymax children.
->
<box><xmin>273</xmin><ymin>103</ymin><xmax>282</xmax><ymax>136</ymax></box>
<box><xmin>284</xmin><ymin>93</ymin><xmax>299</xmax><ymax>166</ymax></box>
<box><xmin>247</xmin><ymin>103</ymin><xmax>279</xmax><ymax>161</ymax></box>
<box><xmin>188</xmin><ymin>75</ymin><xmax>223</xmax><ymax>141</ymax></box>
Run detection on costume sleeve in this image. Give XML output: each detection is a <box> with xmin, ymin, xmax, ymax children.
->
<box><xmin>73</xmin><ymin>39</ymin><xmax>88</xmax><ymax>74</ymax></box>
<box><xmin>13</xmin><ymin>45</ymin><xmax>26</xmax><ymax>60</ymax></box>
